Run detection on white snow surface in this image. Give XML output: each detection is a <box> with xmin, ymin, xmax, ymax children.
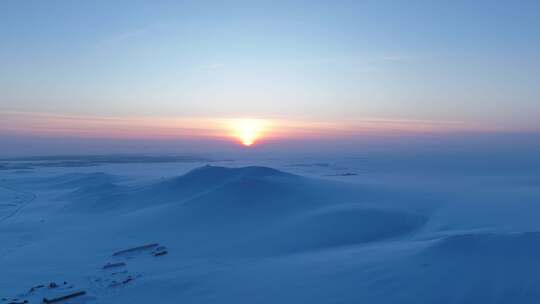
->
<box><xmin>1</xmin><ymin>155</ymin><xmax>540</xmax><ymax>303</ymax></box>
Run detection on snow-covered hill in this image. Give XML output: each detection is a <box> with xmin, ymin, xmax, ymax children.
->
<box><xmin>1</xmin><ymin>161</ymin><xmax>540</xmax><ymax>303</ymax></box>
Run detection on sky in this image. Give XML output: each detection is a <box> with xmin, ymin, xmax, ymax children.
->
<box><xmin>1</xmin><ymin>0</ymin><xmax>540</xmax><ymax>155</ymax></box>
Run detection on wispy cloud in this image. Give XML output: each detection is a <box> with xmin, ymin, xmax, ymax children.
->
<box><xmin>380</xmin><ymin>55</ymin><xmax>405</xmax><ymax>62</ymax></box>
<box><xmin>93</xmin><ymin>22</ymin><xmax>169</xmax><ymax>51</ymax></box>
<box><xmin>200</xmin><ymin>63</ymin><xmax>226</xmax><ymax>70</ymax></box>
<box><xmin>0</xmin><ymin>111</ymin><xmax>227</xmax><ymax>139</ymax></box>
<box><xmin>0</xmin><ymin>111</ymin><xmax>507</xmax><ymax>142</ymax></box>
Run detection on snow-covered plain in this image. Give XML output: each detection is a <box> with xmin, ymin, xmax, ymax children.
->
<box><xmin>1</xmin><ymin>153</ymin><xmax>540</xmax><ymax>303</ymax></box>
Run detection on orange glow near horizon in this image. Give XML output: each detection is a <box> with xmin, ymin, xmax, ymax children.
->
<box><xmin>0</xmin><ymin>111</ymin><xmax>507</xmax><ymax>144</ymax></box>
<box><xmin>229</xmin><ymin>119</ymin><xmax>265</xmax><ymax>146</ymax></box>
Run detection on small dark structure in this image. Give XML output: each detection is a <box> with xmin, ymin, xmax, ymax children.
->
<box><xmin>42</xmin><ymin>291</ymin><xmax>86</xmax><ymax>303</ymax></box>
<box><xmin>29</xmin><ymin>284</ymin><xmax>45</xmax><ymax>293</ymax></box>
<box><xmin>122</xmin><ymin>276</ymin><xmax>133</xmax><ymax>284</ymax></box>
<box><xmin>112</xmin><ymin>243</ymin><xmax>159</xmax><ymax>256</ymax></box>
<box><xmin>153</xmin><ymin>250</ymin><xmax>168</xmax><ymax>257</ymax></box>
<box><xmin>103</xmin><ymin>262</ymin><xmax>126</xmax><ymax>269</ymax></box>
<box><xmin>108</xmin><ymin>276</ymin><xmax>134</xmax><ymax>288</ymax></box>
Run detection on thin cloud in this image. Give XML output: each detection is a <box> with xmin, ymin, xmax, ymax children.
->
<box><xmin>0</xmin><ymin>111</ymin><xmax>507</xmax><ymax>142</ymax></box>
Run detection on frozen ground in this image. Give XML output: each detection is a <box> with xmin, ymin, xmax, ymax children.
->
<box><xmin>1</xmin><ymin>153</ymin><xmax>540</xmax><ymax>303</ymax></box>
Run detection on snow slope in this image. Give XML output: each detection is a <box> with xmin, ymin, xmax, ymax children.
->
<box><xmin>1</xmin><ymin>160</ymin><xmax>540</xmax><ymax>303</ymax></box>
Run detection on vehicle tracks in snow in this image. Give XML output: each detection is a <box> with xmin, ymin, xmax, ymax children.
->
<box><xmin>0</xmin><ymin>183</ymin><xmax>37</xmax><ymax>223</ymax></box>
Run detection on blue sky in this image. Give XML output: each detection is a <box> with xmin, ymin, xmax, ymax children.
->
<box><xmin>1</xmin><ymin>0</ymin><xmax>539</xmax><ymax>136</ymax></box>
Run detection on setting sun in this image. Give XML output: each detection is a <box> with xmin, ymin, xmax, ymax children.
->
<box><xmin>230</xmin><ymin>119</ymin><xmax>265</xmax><ymax>146</ymax></box>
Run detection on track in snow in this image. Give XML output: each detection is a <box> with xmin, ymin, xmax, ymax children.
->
<box><xmin>0</xmin><ymin>184</ymin><xmax>36</xmax><ymax>223</ymax></box>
